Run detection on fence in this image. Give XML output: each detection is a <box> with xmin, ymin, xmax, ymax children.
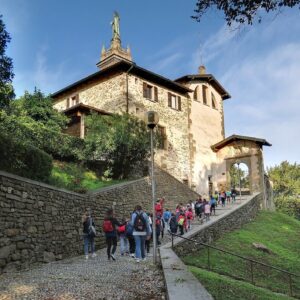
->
<box><xmin>170</xmin><ymin>232</ymin><xmax>300</xmax><ymax>298</ymax></box>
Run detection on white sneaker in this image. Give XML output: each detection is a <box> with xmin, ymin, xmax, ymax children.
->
<box><xmin>136</xmin><ymin>259</ymin><xmax>140</xmax><ymax>263</ymax></box>
<box><xmin>130</xmin><ymin>253</ymin><xmax>135</xmax><ymax>258</ymax></box>
<box><xmin>111</xmin><ymin>254</ymin><xmax>116</xmax><ymax>261</ymax></box>
<box><xmin>85</xmin><ymin>255</ymin><xmax>89</xmax><ymax>260</ymax></box>
<box><xmin>92</xmin><ymin>253</ymin><xmax>97</xmax><ymax>258</ymax></box>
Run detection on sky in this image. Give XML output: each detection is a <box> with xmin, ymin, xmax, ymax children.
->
<box><xmin>1</xmin><ymin>0</ymin><xmax>299</xmax><ymax>168</ymax></box>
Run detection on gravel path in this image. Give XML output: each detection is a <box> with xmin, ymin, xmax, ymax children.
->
<box><xmin>0</xmin><ymin>247</ymin><xmax>166</xmax><ymax>300</ymax></box>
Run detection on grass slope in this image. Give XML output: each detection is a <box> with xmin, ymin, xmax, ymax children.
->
<box><xmin>183</xmin><ymin>211</ymin><xmax>300</xmax><ymax>298</ymax></box>
<box><xmin>49</xmin><ymin>161</ymin><xmax>126</xmax><ymax>193</ymax></box>
<box><xmin>190</xmin><ymin>266</ymin><xmax>294</xmax><ymax>300</ymax></box>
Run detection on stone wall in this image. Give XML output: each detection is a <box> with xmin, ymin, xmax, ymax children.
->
<box><xmin>174</xmin><ymin>193</ymin><xmax>262</xmax><ymax>257</ymax></box>
<box><xmin>0</xmin><ymin>168</ymin><xmax>199</xmax><ymax>273</ymax></box>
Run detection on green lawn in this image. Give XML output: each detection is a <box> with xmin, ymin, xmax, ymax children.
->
<box><xmin>190</xmin><ymin>266</ymin><xmax>294</xmax><ymax>300</ymax></box>
<box><xmin>49</xmin><ymin>161</ymin><xmax>126</xmax><ymax>193</ymax></box>
<box><xmin>183</xmin><ymin>211</ymin><xmax>300</xmax><ymax>298</ymax></box>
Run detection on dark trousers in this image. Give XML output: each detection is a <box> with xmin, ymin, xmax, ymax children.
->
<box><xmin>179</xmin><ymin>225</ymin><xmax>184</xmax><ymax>235</ymax></box>
<box><xmin>106</xmin><ymin>236</ymin><xmax>117</xmax><ymax>258</ymax></box>
<box><xmin>128</xmin><ymin>235</ymin><xmax>135</xmax><ymax>254</ymax></box>
<box><xmin>145</xmin><ymin>239</ymin><xmax>151</xmax><ymax>253</ymax></box>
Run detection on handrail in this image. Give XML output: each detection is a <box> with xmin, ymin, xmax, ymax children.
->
<box><xmin>169</xmin><ymin>231</ymin><xmax>299</xmax><ymax>277</ymax></box>
<box><xmin>168</xmin><ymin>231</ymin><xmax>299</xmax><ymax>297</ymax></box>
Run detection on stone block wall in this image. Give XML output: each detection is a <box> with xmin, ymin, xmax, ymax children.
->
<box><xmin>174</xmin><ymin>193</ymin><xmax>262</xmax><ymax>257</ymax></box>
<box><xmin>0</xmin><ymin>168</ymin><xmax>199</xmax><ymax>273</ymax></box>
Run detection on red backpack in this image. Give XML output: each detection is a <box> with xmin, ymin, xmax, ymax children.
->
<box><xmin>102</xmin><ymin>219</ymin><xmax>114</xmax><ymax>233</ymax></box>
<box><xmin>117</xmin><ymin>225</ymin><xmax>126</xmax><ymax>233</ymax></box>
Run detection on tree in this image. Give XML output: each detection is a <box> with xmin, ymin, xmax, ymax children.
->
<box><xmin>267</xmin><ymin>161</ymin><xmax>300</xmax><ymax>196</ymax></box>
<box><xmin>0</xmin><ymin>15</ymin><xmax>14</xmax><ymax>109</ymax></box>
<box><xmin>0</xmin><ymin>89</ymin><xmax>85</xmax><ymax>161</ymax></box>
<box><xmin>192</xmin><ymin>0</ymin><xmax>300</xmax><ymax>26</ymax></box>
<box><xmin>84</xmin><ymin>113</ymin><xmax>152</xmax><ymax>179</ymax></box>
<box><xmin>267</xmin><ymin>161</ymin><xmax>300</xmax><ymax>219</ymax></box>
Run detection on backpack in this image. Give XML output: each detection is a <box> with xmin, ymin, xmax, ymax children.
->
<box><xmin>178</xmin><ymin>218</ymin><xmax>184</xmax><ymax>226</ymax></box>
<box><xmin>102</xmin><ymin>219</ymin><xmax>114</xmax><ymax>233</ymax></box>
<box><xmin>125</xmin><ymin>222</ymin><xmax>133</xmax><ymax>236</ymax></box>
<box><xmin>134</xmin><ymin>212</ymin><xmax>146</xmax><ymax>232</ymax></box>
<box><xmin>88</xmin><ymin>217</ymin><xmax>96</xmax><ymax>238</ymax></box>
<box><xmin>117</xmin><ymin>224</ymin><xmax>126</xmax><ymax>233</ymax></box>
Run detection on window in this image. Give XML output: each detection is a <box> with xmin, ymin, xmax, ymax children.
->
<box><xmin>193</xmin><ymin>86</ymin><xmax>199</xmax><ymax>101</ymax></box>
<box><xmin>157</xmin><ymin>126</ymin><xmax>167</xmax><ymax>149</ymax></box>
<box><xmin>168</xmin><ymin>92</ymin><xmax>181</xmax><ymax>111</ymax></box>
<box><xmin>143</xmin><ymin>82</ymin><xmax>158</xmax><ymax>102</ymax></box>
<box><xmin>202</xmin><ymin>86</ymin><xmax>208</xmax><ymax>105</ymax></box>
<box><xmin>67</xmin><ymin>94</ymin><xmax>79</xmax><ymax>108</ymax></box>
<box><xmin>211</xmin><ymin>92</ymin><xmax>217</xmax><ymax>109</ymax></box>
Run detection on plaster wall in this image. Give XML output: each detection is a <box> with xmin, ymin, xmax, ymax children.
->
<box><xmin>186</xmin><ymin>82</ymin><xmax>225</xmax><ymax>194</ymax></box>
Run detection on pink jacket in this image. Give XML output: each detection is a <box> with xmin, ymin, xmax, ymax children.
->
<box><xmin>204</xmin><ymin>204</ymin><xmax>210</xmax><ymax>214</ymax></box>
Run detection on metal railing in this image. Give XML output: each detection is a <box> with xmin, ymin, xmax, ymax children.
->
<box><xmin>169</xmin><ymin>231</ymin><xmax>300</xmax><ymax>298</ymax></box>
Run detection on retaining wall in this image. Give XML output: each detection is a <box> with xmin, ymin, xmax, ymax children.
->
<box><xmin>174</xmin><ymin>193</ymin><xmax>262</xmax><ymax>256</ymax></box>
<box><xmin>0</xmin><ymin>168</ymin><xmax>198</xmax><ymax>273</ymax></box>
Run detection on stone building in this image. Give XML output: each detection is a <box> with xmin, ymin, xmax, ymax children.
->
<box><xmin>52</xmin><ymin>13</ymin><xmax>271</xmax><ymax>203</ymax></box>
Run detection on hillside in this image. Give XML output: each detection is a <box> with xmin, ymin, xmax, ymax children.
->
<box><xmin>49</xmin><ymin>161</ymin><xmax>126</xmax><ymax>193</ymax></box>
<box><xmin>183</xmin><ymin>211</ymin><xmax>300</xmax><ymax>298</ymax></box>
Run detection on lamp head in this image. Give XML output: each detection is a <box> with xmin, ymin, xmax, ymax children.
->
<box><xmin>145</xmin><ymin>111</ymin><xmax>159</xmax><ymax>129</ymax></box>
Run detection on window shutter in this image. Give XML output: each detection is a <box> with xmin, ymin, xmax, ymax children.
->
<box><xmin>154</xmin><ymin>87</ymin><xmax>158</xmax><ymax>102</ymax></box>
<box><xmin>143</xmin><ymin>82</ymin><xmax>147</xmax><ymax>98</ymax></box>
<box><xmin>67</xmin><ymin>98</ymin><xmax>70</xmax><ymax>108</ymax></box>
<box><xmin>178</xmin><ymin>96</ymin><xmax>181</xmax><ymax>111</ymax></box>
<box><xmin>76</xmin><ymin>94</ymin><xmax>79</xmax><ymax>104</ymax></box>
<box><xmin>168</xmin><ymin>92</ymin><xmax>171</xmax><ymax>107</ymax></box>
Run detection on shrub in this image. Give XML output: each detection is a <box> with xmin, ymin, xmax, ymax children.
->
<box><xmin>0</xmin><ymin>132</ymin><xmax>52</xmax><ymax>182</ymax></box>
<box><xmin>274</xmin><ymin>195</ymin><xmax>300</xmax><ymax>220</ymax></box>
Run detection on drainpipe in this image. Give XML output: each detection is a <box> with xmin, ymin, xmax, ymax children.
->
<box><xmin>126</xmin><ymin>64</ymin><xmax>135</xmax><ymax>113</ymax></box>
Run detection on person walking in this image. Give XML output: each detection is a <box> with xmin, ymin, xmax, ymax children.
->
<box><xmin>169</xmin><ymin>213</ymin><xmax>178</xmax><ymax>234</ymax></box>
<box><xmin>125</xmin><ymin>218</ymin><xmax>135</xmax><ymax>258</ymax></box>
<box><xmin>231</xmin><ymin>187</ymin><xmax>237</xmax><ymax>203</ymax></box>
<box><xmin>209</xmin><ymin>195</ymin><xmax>216</xmax><ymax>216</ymax></box>
<box><xmin>163</xmin><ymin>208</ymin><xmax>171</xmax><ymax>230</ymax></box>
<box><xmin>204</xmin><ymin>200</ymin><xmax>211</xmax><ymax>222</ymax></box>
<box><xmin>131</xmin><ymin>205</ymin><xmax>151</xmax><ymax>263</ymax></box>
<box><xmin>82</xmin><ymin>210</ymin><xmax>96</xmax><ymax>260</ymax></box>
<box><xmin>118</xmin><ymin>218</ymin><xmax>129</xmax><ymax>256</ymax></box>
<box><xmin>102</xmin><ymin>209</ymin><xmax>123</xmax><ymax>261</ymax></box>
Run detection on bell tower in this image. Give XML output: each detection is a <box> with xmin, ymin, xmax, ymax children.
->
<box><xmin>96</xmin><ymin>12</ymin><xmax>133</xmax><ymax>70</ymax></box>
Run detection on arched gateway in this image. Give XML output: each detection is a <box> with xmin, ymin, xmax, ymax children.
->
<box><xmin>211</xmin><ymin>135</ymin><xmax>272</xmax><ymax>209</ymax></box>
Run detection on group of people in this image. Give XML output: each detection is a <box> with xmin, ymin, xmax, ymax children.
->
<box><xmin>82</xmin><ymin>189</ymin><xmax>239</xmax><ymax>262</ymax></box>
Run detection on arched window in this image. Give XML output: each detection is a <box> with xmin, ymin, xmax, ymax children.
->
<box><xmin>202</xmin><ymin>85</ymin><xmax>208</xmax><ymax>105</ymax></box>
<box><xmin>193</xmin><ymin>86</ymin><xmax>199</xmax><ymax>101</ymax></box>
<box><xmin>211</xmin><ymin>92</ymin><xmax>217</xmax><ymax>109</ymax></box>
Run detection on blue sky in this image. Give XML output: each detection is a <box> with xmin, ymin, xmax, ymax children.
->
<box><xmin>1</xmin><ymin>0</ymin><xmax>299</xmax><ymax>168</ymax></box>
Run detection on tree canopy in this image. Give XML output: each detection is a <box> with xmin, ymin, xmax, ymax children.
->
<box><xmin>192</xmin><ymin>0</ymin><xmax>300</xmax><ymax>26</ymax></box>
<box><xmin>84</xmin><ymin>113</ymin><xmax>152</xmax><ymax>179</ymax></box>
<box><xmin>0</xmin><ymin>15</ymin><xmax>14</xmax><ymax>109</ymax></box>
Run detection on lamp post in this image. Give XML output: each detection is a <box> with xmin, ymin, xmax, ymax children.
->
<box><xmin>236</xmin><ymin>161</ymin><xmax>242</xmax><ymax>203</ymax></box>
<box><xmin>145</xmin><ymin>111</ymin><xmax>159</xmax><ymax>264</ymax></box>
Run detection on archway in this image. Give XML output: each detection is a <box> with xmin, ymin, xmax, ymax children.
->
<box><xmin>229</xmin><ymin>162</ymin><xmax>250</xmax><ymax>195</ymax></box>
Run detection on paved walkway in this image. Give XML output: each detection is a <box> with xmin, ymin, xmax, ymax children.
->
<box><xmin>0</xmin><ymin>197</ymin><xmax>247</xmax><ymax>300</ymax></box>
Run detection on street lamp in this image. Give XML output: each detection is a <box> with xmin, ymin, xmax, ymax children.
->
<box><xmin>145</xmin><ymin>111</ymin><xmax>159</xmax><ymax>264</ymax></box>
<box><xmin>236</xmin><ymin>160</ymin><xmax>242</xmax><ymax>203</ymax></box>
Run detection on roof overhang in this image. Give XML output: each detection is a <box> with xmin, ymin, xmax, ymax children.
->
<box><xmin>62</xmin><ymin>103</ymin><xmax>112</xmax><ymax>116</ymax></box>
<box><xmin>51</xmin><ymin>61</ymin><xmax>191</xmax><ymax>99</ymax></box>
<box><xmin>211</xmin><ymin>134</ymin><xmax>272</xmax><ymax>152</ymax></box>
<box><xmin>174</xmin><ymin>74</ymin><xmax>231</xmax><ymax>100</ymax></box>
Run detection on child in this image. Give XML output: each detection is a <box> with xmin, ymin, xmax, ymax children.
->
<box><xmin>204</xmin><ymin>200</ymin><xmax>211</xmax><ymax>222</ymax></box>
<box><xmin>118</xmin><ymin>218</ymin><xmax>129</xmax><ymax>256</ymax></box>
<box><xmin>177</xmin><ymin>211</ymin><xmax>185</xmax><ymax>235</ymax></box>
<box><xmin>185</xmin><ymin>207</ymin><xmax>193</xmax><ymax>231</ymax></box>
<box><xmin>169</xmin><ymin>213</ymin><xmax>178</xmax><ymax>234</ymax></box>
